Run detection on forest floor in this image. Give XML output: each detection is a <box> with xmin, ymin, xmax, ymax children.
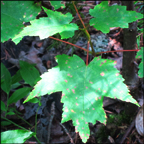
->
<box><xmin>1</xmin><ymin>1</ymin><xmax>144</xmax><ymax>144</ymax></box>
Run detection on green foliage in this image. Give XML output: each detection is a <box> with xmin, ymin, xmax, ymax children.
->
<box><xmin>8</xmin><ymin>87</ymin><xmax>32</xmax><ymax>105</ymax></box>
<box><xmin>1</xmin><ymin>1</ymin><xmax>41</xmax><ymax>43</ymax></box>
<box><xmin>89</xmin><ymin>1</ymin><xmax>143</xmax><ymax>33</ymax></box>
<box><xmin>1</xmin><ymin>121</ymin><xmax>12</xmax><ymax>126</ymax></box>
<box><xmin>19</xmin><ymin>61</ymin><xmax>41</xmax><ymax>86</ymax></box>
<box><xmin>24</xmin><ymin>54</ymin><xmax>139</xmax><ymax>143</ymax></box>
<box><xmin>28</xmin><ymin>98</ymin><xmax>39</xmax><ymax>104</ymax></box>
<box><xmin>12</xmin><ymin>8</ymin><xmax>79</xmax><ymax>44</ymax></box>
<box><xmin>1</xmin><ymin>63</ymin><xmax>11</xmax><ymax>94</ymax></box>
<box><xmin>1</xmin><ymin>61</ymin><xmax>40</xmax><ymax>116</ymax></box>
<box><xmin>6</xmin><ymin>111</ymin><xmax>15</xmax><ymax>116</ymax></box>
<box><xmin>1</xmin><ymin>100</ymin><xmax>7</xmax><ymax>112</ymax></box>
<box><xmin>50</xmin><ymin>1</ymin><xmax>65</xmax><ymax>10</ymax></box>
<box><xmin>1</xmin><ymin>60</ymin><xmax>40</xmax><ymax>95</ymax></box>
<box><xmin>1</xmin><ymin>61</ymin><xmax>40</xmax><ymax>143</ymax></box>
<box><xmin>136</xmin><ymin>47</ymin><xmax>143</xmax><ymax>78</ymax></box>
<box><xmin>1</xmin><ymin>129</ymin><xmax>34</xmax><ymax>143</ymax></box>
<box><xmin>1</xmin><ymin>1</ymin><xmax>142</xmax><ymax>143</ymax></box>
<box><xmin>11</xmin><ymin>70</ymin><xmax>23</xmax><ymax>84</ymax></box>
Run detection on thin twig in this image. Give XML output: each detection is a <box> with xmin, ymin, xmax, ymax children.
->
<box><xmin>15</xmin><ymin>113</ymin><xmax>32</xmax><ymax>127</ymax></box>
<box><xmin>135</xmin><ymin>134</ymin><xmax>143</xmax><ymax>144</ymax></box>
<box><xmin>98</xmin><ymin>49</ymin><xmax>139</xmax><ymax>54</ymax></box>
<box><xmin>1</xmin><ymin>116</ymin><xmax>28</xmax><ymax>131</ymax></box>
<box><xmin>120</xmin><ymin>119</ymin><xmax>135</xmax><ymax>144</ymax></box>
<box><xmin>10</xmin><ymin>47</ymin><xmax>16</xmax><ymax>58</ymax></box>
<box><xmin>1</xmin><ymin>57</ymin><xmax>5</xmax><ymax>60</ymax></box>
<box><xmin>7</xmin><ymin>65</ymin><xmax>17</xmax><ymax>70</ymax></box>
<box><xmin>30</xmin><ymin>120</ymin><xmax>40</xmax><ymax>131</ymax></box>
<box><xmin>59</xmin><ymin>122</ymin><xmax>74</xmax><ymax>144</ymax></box>
<box><xmin>75</xmin><ymin>132</ymin><xmax>78</xmax><ymax>144</ymax></box>
<box><xmin>104</xmin><ymin>110</ymin><xmax>113</xmax><ymax>114</ymax></box>
<box><xmin>47</xmin><ymin>101</ymin><xmax>55</xmax><ymax>143</ymax></box>
<box><xmin>120</xmin><ymin>107</ymin><xmax>140</xmax><ymax>144</ymax></box>
<box><xmin>108</xmin><ymin>135</ymin><xmax>115</xmax><ymax>144</ymax></box>
<box><xmin>136</xmin><ymin>33</ymin><xmax>143</xmax><ymax>37</ymax></box>
<box><xmin>4</xmin><ymin>49</ymin><xmax>10</xmax><ymax>60</ymax></box>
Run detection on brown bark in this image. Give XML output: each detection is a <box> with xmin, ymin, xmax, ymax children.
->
<box><xmin>121</xmin><ymin>1</ymin><xmax>139</xmax><ymax>87</ymax></box>
<box><xmin>121</xmin><ymin>1</ymin><xmax>139</xmax><ymax>120</ymax></box>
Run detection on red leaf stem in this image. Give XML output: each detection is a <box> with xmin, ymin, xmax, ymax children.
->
<box><xmin>49</xmin><ymin>36</ymin><xmax>139</xmax><ymax>55</ymax></box>
<box><xmin>72</xmin><ymin>1</ymin><xmax>86</xmax><ymax>30</ymax></box>
<box><xmin>49</xmin><ymin>36</ymin><xmax>88</xmax><ymax>52</ymax></box>
<box><xmin>98</xmin><ymin>49</ymin><xmax>139</xmax><ymax>54</ymax></box>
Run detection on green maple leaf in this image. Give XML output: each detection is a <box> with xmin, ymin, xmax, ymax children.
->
<box><xmin>12</xmin><ymin>8</ymin><xmax>78</xmax><ymax>44</ymax></box>
<box><xmin>1</xmin><ymin>1</ymin><xmax>41</xmax><ymax>43</ymax></box>
<box><xmin>24</xmin><ymin>54</ymin><xmax>139</xmax><ymax>143</ymax></box>
<box><xmin>89</xmin><ymin>1</ymin><xmax>143</xmax><ymax>33</ymax></box>
<box><xmin>1</xmin><ymin>129</ymin><xmax>34</xmax><ymax>143</ymax></box>
<box><xmin>136</xmin><ymin>47</ymin><xmax>143</xmax><ymax>78</ymax></box>
<box><xmin>50</xmin><ymin>1</ymin><xmax>65</xmax><ymax>10</ymax></box>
